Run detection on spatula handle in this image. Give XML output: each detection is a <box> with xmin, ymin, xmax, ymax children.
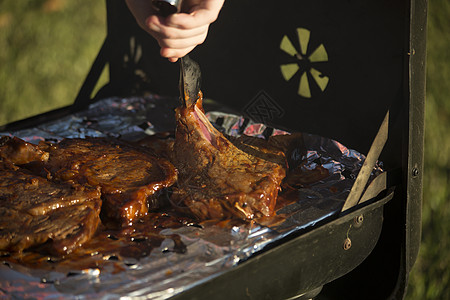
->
<box><xmin>151</xmin><ymin>0</ymin><xmax>182</xmax><ymax>17</ymax></box>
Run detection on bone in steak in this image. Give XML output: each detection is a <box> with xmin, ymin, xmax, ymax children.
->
<box><xmin>172</xmin><ymin>94</ymin><xmax>286</xmax><ymax>220</ymax></box>
<box><xmin>0</xmin><ymin>158</ymin><xmax>102</xmax><ymax>254</ymax></box>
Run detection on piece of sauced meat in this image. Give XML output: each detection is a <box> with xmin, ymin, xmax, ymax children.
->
<box><xmin>0</xmin><ymin>159</ymin><xmax>102</xmax><ymax>254</ymax></box>
<box><xmin>39</xmin><ymin>137</ymin><xmax>178</xmax><ymax>225</ymax></box>
<box><xmin>0</xmin><ymin>136</ymin><xmax>178</xmax><ymax>226</ymax></box>
<box><xmin>0</xmin><ymin>136</ymin><xmax>49</xmax><ymax>165</ymax></box>
<box><xmin>134</xmin><ymin>132</ymin><xmax>175</xmax><ymax>162</ymax></box>
<box><xmin>172</xmin><ymin>94</ymin><xmax>286</xmax><ymax>220</ymax></box>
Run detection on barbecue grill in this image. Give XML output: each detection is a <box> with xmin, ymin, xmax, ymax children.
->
<box><xmin>1</xmin><ymin>0</ymin><xmax>427</xmax><ymax>299</ymax></box>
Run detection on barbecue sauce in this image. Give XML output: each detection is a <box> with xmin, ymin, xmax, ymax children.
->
<box><xmin>1</xmin><ymin>186</ymin><xmax>307</xmax><ymax>275</ymax></box>
<box><xmin>1</xmin><ymin>210</ymin><xmax>193</xmax><ymax>274</ymax></box>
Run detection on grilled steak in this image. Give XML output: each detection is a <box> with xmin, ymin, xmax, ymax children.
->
<box><xmin>39</xmin><ymin>137</ymin><xmax>178</xmax><ymax>225</ymax></box>
<box><xmin>1</xmin><ymin>136</ymin><xmax>177</xmax><ymax>226</ymax></box>
<box><xmin>0</xmin><ymin>159</ymin><xmax>102</xmax><ymax>254</ymax></box>
<box><xmin>0</xmin><ymin>136</ymin><xmax>49</xmax><ymax>165</ymax></box>
<box><xmin>228</xmin><ymin>132</ymin><xmax>305</xmax><ymax>168</ymax></box>
<box><xmin>134</xmin><ymin>132</ymin><xmax>175</xmax><ymax>162</ymax></box>
<box><xmin>172</xmin><ymin>94</ymin><xmax>286</xmax><ymax>220</ymax></box>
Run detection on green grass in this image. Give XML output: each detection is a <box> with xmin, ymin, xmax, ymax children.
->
<box><xmin>0</xmin><ymin>0</ymin><xmax>106</xmax><ymax>125</ymax></box>
<box><xmin>0</xmin><ymin>1</ymin><xmax>449</xmax><ymax>299</ymax></box>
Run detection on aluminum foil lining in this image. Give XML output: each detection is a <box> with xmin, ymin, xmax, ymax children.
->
<box><xmin>0</xmin><ymin>95</ymin><xmax>383</xmax><ymax>299</ymax></box>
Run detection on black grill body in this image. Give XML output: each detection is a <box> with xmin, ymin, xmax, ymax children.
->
<box><xmin>1</xmin><ymin>0</ymin><xmax>427</xmax><ymax>299</ymax></box>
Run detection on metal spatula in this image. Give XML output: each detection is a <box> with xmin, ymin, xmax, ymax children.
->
<box><xmin>151</xmin><ymin>0</ymin><xmax>201</xmax><ymax>103</ymax></box>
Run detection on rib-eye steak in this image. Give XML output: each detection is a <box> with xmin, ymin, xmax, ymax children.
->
<box><xmin>0</xmin><ymin>136</ymin><xmax>177</xmax><ymax>225</ymax></box>
<box><xmin>0</xmin><ymin>159</ymin><xmax>102</xmax><ymax>254</ymax></box>
<box><xmin>172</xmin><ymin>93</ymin><xmax>286</xmax><ymax>220</ymax></box>
<box><xmin>39</xmin><ymin>137</ymin><xmax>178</xmax><ymax>225</ymax></box>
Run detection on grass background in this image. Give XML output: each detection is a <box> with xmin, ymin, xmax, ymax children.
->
<box><xmin>0</xmin><ymin>0</ymin><xmax>106</xmax><ymax>124</ymax></box>
<box><xmin>0</xmin><ymin>0</ymin><xmax>448</xmax><ymax>299</ymax></box>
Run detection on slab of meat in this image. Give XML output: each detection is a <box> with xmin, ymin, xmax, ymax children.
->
<box><xmin>0</xmin><ymin>159</ymin><xmax>102</xmax><ymax>254</ymax></box>
<box><xmin>0</xmin><ymin>136</ymin><xmax>177</xmax><ymax>226</ymax></box>
<box><xmin>227</xmin><ymin>132</ymin><xmax>305</xmax><ymax>168</ymax></box>
<box><xmin>39</xmin><ymin>137</ymin><xmax>178</xmax><ymax>225</ymax></box>
<box><xmin>0</xmin><ymin>136</ymin><xmax>49</xmax><ymax>165</ymax></box>
<box><xmin>172</xmin><ymin>94</ymin><xmax>286</xmax><ymax>220</ymax></box>
<box><xmin>134</xmin><ymin>132</ymin><xmax>175</xmax><ymax>162</ymax></box>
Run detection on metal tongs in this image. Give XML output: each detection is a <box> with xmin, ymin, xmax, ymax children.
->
<box><xmin>152</xmin><ymin>0</ymin><xmax>201</xmax><ymax>103</ymax></box>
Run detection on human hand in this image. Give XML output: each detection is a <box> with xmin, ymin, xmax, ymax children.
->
<box><xmin>125</xmin><ymin>0</ymin><xmax>224</xmax><ymax>62</ymax></box>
